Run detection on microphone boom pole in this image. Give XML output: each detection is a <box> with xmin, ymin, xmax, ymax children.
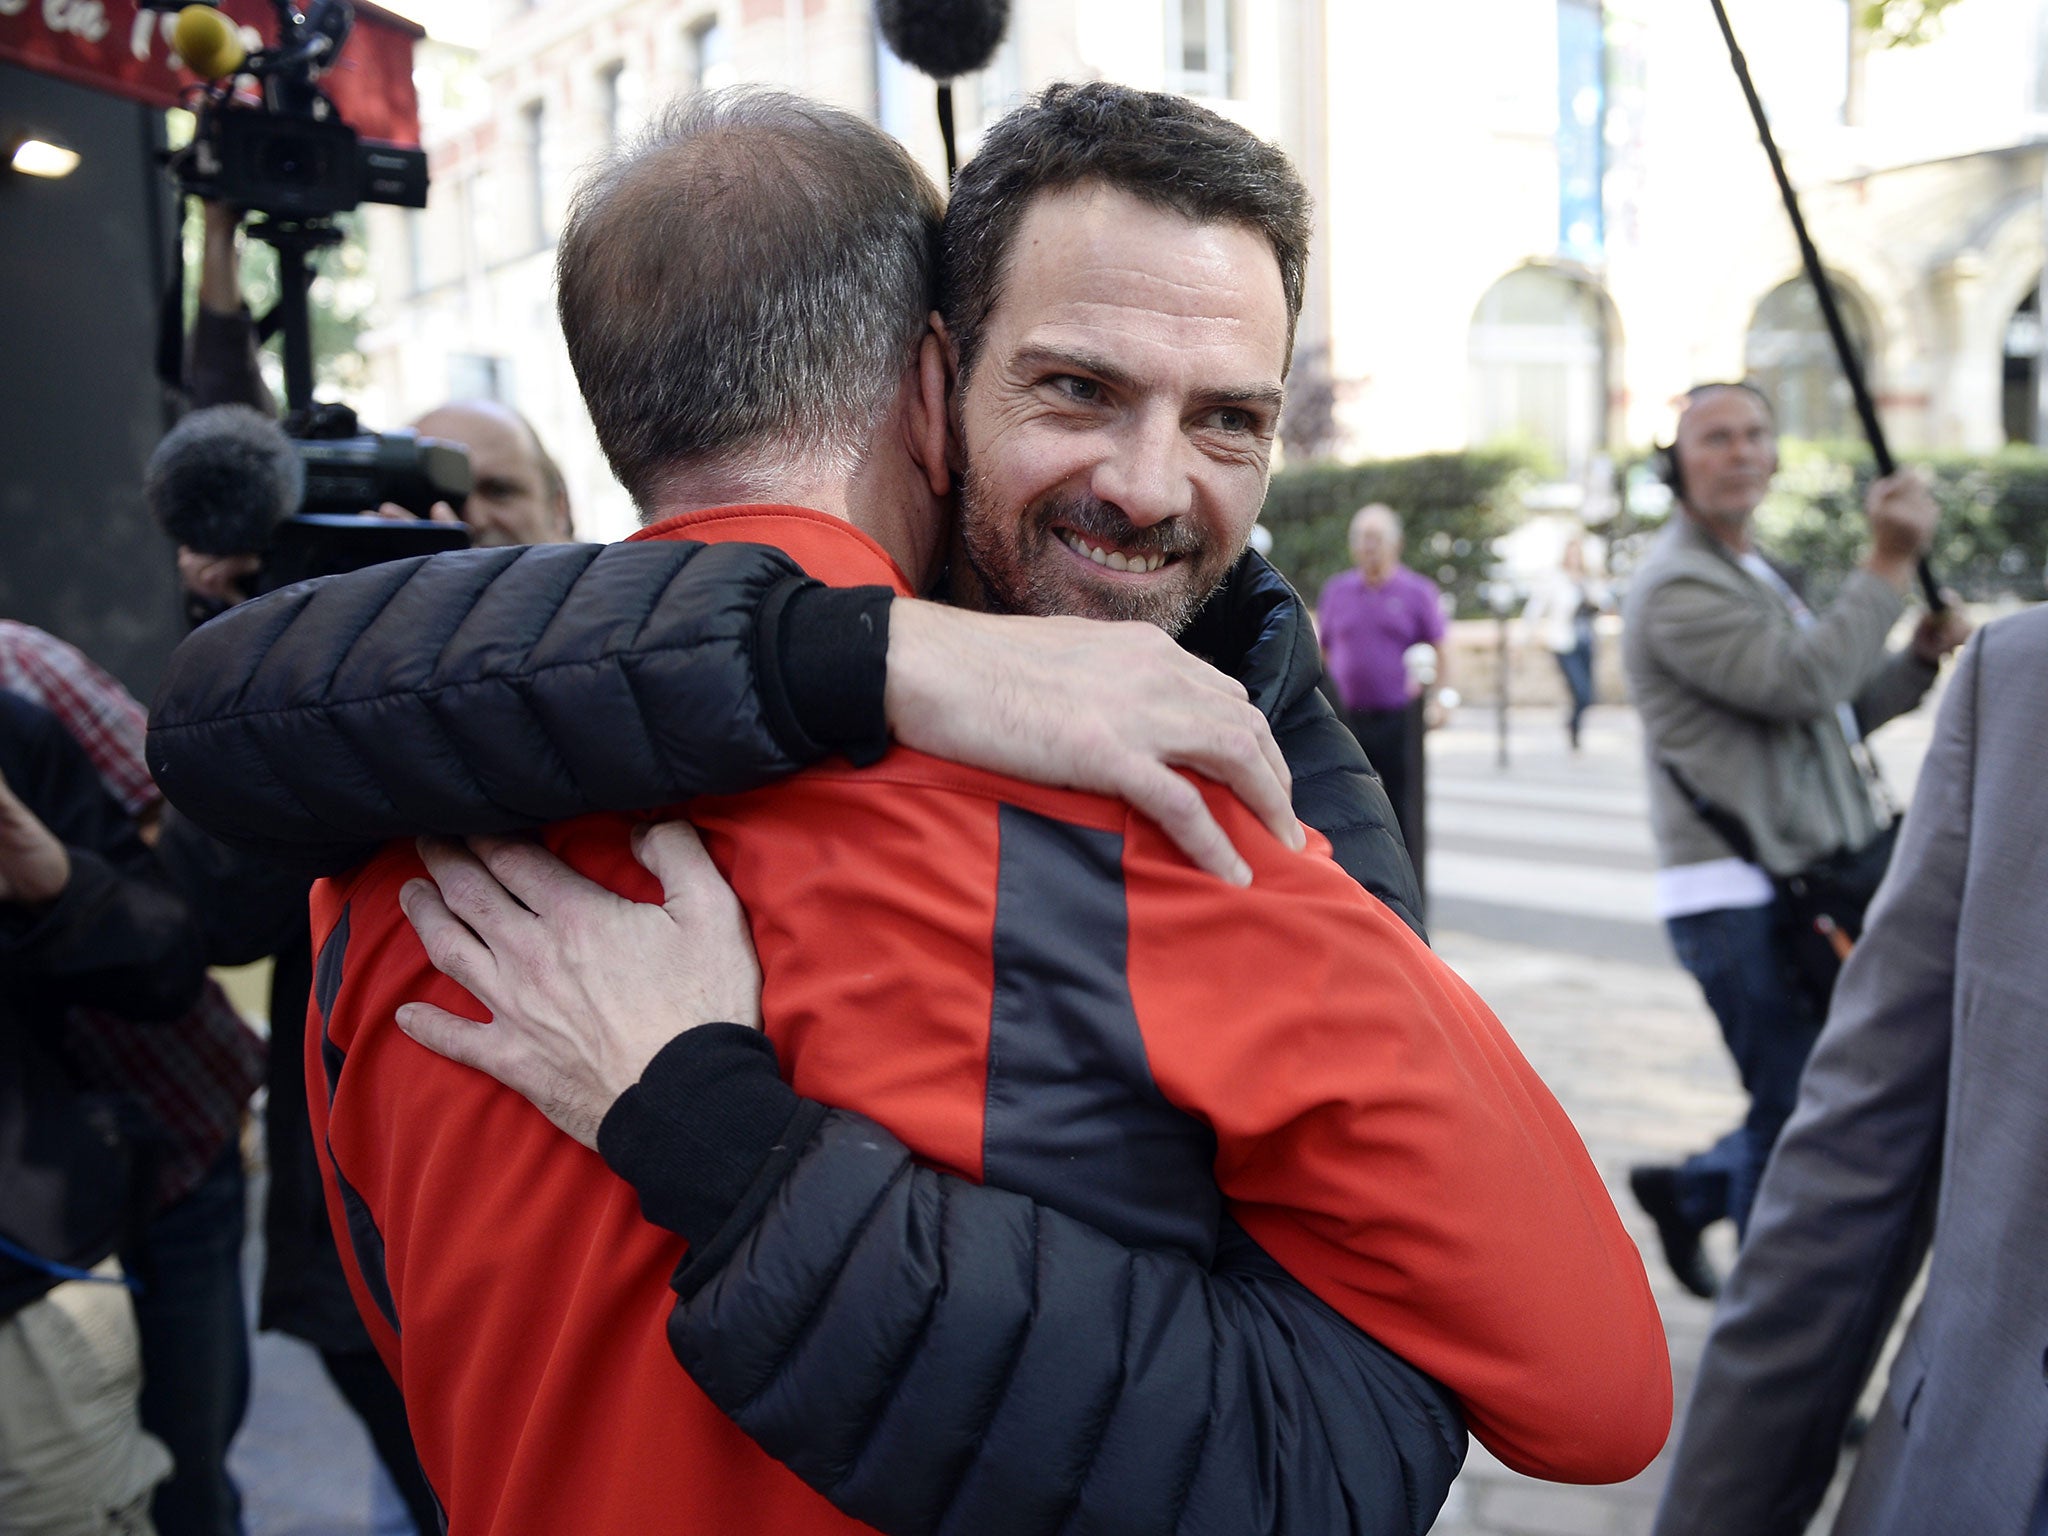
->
<box><xmin>1706</xmin><ymin>0</ymin><xmax>1944</xmax><ymax>611</ymax></box>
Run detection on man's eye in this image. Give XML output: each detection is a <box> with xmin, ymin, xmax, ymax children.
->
<box><xmin>1211</xmin><ymin>408</ymin><xmax>1255</xmax><ymax>434</ymax></box>
<box><xmin>1050</xmin><ymin>376</ymin><xmax>1100</xmax><ymax>402</ymax></box>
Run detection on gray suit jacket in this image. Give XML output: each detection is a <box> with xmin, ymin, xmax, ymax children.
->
<box><xmin>1652</xmin><ymin>605</ymin><xmax>2048</xmax><ymax>1536</ymax></box>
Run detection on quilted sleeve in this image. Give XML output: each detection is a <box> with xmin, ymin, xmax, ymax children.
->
<box><xmin>147</xmin><ymin>541</ymin><xmax>887</xmax><ymax>870</ymax></box>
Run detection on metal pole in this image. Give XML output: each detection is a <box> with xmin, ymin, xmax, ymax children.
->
<box><xmin>1706</xmin><ymin>0</ymin><xmax>1944</xmax><ymax>612</ymax></box>
<box><xmin>1496</xmin><ymin>604</ymin><xmax>1511</xmax><ymax>771</ymax></box>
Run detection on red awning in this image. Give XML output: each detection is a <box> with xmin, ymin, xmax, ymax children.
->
<box><xmin>1</xmin><ymin>1</ymin><xmax>423</xmax><ymax>145</ymax></box>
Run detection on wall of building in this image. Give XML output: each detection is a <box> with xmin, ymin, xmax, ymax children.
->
<box><xmin>353</xmin><ymin>0</ymin><xmax>2048</xmax><ymax>546</ymax></box>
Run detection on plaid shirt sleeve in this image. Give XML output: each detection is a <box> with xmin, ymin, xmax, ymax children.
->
<box><xmin>0</xmin><ymin>622</ymin><xmax>263</xmax><ymax>1206</ymax></box>
<box><xmin>0</xmin><ymin>621</ymin><xmax>157</xmax><ymax>817</ymax></box>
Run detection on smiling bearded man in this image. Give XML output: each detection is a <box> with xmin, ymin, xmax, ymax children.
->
<box><xmin>942</xmin><ymin>122</ymin><xmax>1292</xmax><ymax>634</ymax></box>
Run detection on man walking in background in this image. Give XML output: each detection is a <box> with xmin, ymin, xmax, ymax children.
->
<box><xmin>1316</xmin><ymin>502</ymin><xmax>1447</xmax><ymax>858</ymax></box>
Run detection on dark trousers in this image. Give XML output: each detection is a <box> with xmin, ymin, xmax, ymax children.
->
<box><xmin>1554</xmin><ymin>641</ymin><xmax>1595</xmax><ymax>748</ymax></box>
<box><xmin>1344</xmin><ymin>705</ymin><xmax>1420</xmax><ymax>859</ymax></box>
<box><xmin>125</xmin><ymin>1143</ymin><xmax>250</xmax><ymax>1536</ymax></box>
<box><xmin>321</xmin><ymin>1347</ymin><xmax>441</xmax><ymax>1534</ymax></box>
<box><xmin>1665</xmin><ymin>903</ymin><xmax>1824</xmax><ymax>1237</ymax></box>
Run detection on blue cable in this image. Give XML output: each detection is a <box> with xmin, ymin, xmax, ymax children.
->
<box><xmin>0</xmin><ymin>1232</ymin><xmax>142</xmax><ymax>1293</ymax></box>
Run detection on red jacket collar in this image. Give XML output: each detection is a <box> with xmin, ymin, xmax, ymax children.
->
<box><xmin>629</xmin><ymin>505</ymin><xmax>915</xmax><ymax>596</ymax></box>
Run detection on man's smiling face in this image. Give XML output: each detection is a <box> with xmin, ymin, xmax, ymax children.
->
<box><xmin>950</xmin><ymin>182</ymin><xmax>1290</xmax><ymax>634</ymax></box>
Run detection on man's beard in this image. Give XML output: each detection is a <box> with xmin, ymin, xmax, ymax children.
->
<box><xmin>955</xmin><ymin>469</ymin><xmax>1244</xmax><ymax>636</ymax></box>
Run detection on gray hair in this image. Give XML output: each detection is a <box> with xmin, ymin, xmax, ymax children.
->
<box><xmin>555</xmin><ymin>88</ymin><xmax>945</xmax><ymax>513</ymax></box>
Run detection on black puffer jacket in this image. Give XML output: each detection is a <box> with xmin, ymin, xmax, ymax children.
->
<box><xmin>148</xmin><ymin>538</ymin><xmax>1454</xmax><ymax>1534</ymax></box>
<box><xmin>603</xmin><ymin>1024</ymin><xmax>1462</xmax><ymax>1536</ymax></box>
<box><xmin>146</xmin><ymin>540</ymin><xmax>1423</xmax><ymax>935</ymax></box>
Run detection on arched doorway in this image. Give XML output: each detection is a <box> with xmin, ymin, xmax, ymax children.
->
<box><xmin>1743</xmin><ymin>276</ymin><xmax>1876</xmax><ymax>441</ymax></box>
<box><xmin>1467</xmin><ymin>265</ymin><xmax>1615</xmax><ymax>483</ymax></box>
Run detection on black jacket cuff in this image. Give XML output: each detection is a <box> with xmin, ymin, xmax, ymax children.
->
<box><xmin>597</xmin><ymin>1025</ymin><xmax>825</xmax><ymax>1263</ymax></box>
<box><xmin>755</xmin><ymin>581</ymin><xmax>893</xmax><ymax>767</ymax></box>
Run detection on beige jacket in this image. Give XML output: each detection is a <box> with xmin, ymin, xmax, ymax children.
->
<box><xmin>1620</xmin><ymin>514</ymin><xmax>1936</xmax><ymax>876</ymax></box>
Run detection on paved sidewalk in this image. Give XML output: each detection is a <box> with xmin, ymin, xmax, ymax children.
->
<box><xmin>1414</xmin><ymin>702</ymin><xmax>1925</xmax><ymax>1535</ymax></box>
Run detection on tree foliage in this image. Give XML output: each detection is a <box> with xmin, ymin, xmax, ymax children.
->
<box><xmin>1858</xmin><ymin>0</ymin><xmax>1965</xmax><ymax>47</ymax></box>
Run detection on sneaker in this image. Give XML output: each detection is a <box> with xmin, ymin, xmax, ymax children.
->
<box><xmin>1629</xmin><ymin>1164</ymin><xmax>1720</xmax><ymax>1299</ymax></box>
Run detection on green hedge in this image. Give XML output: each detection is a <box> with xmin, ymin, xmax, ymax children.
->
<box><xmin>1608</xmin><ymin>441</ymin><xmax>2048</xmax><ymax>606</ymax></box>
<box><xmin>1260</xmin><ymin>449</ymin><xmax>1535</xmax><ymax>617</ymax></box>
<box><xmin>1746</xmin><ymin>442</ymin><xmax>2048</xmax><ymax>606</ymax></box>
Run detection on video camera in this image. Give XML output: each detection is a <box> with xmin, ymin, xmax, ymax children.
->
<box><xmin>159</xmin><ymin>0</ymin><xmax>427</xmax><ymax>219</ymax></box>
<box><xmin>148</xmin><ymin>403</ymin><xmax>474</xmax><ymax>611</ymax></box>
<box><xmin>148</xmin><ymin>0</ymin><xmax>472</xmax><ymax>603</ymax></box>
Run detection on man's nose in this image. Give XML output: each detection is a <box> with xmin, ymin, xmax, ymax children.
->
<box><xmin>1091</xmin><ymin>411</ymin><xmax>1195</xmax><ymax>529</ymax></box>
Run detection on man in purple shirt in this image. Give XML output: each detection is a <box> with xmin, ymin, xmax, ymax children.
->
<box><xmin>1316</xmin><ymin>504</ymin><xmax>1447</xmax><ymax>858</ymax></box>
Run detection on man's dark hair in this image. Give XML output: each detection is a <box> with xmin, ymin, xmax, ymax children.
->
<box><xmin>556</xmin><ymin>88</ymin><xmax>945</xmax><ymax>513</ymax></box>
<box><xmin>941</xmin><ymin>81</ymin><xmax>1312</xmax><ymax>383</ymax></box>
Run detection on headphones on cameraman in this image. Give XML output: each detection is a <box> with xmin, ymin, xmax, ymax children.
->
<box><xmin>1654</xmin><ymin>381</ymin><xmax>1775</xmax><ymax>506</ymax></box>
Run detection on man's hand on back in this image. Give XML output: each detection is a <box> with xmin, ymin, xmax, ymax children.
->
<box><xmin>883</xmin><ymin>599</ymin><xmax>1304</xmax><ymax>887</ymax></box>
<box><xmin>395</xmin><ymin>822</ymin><xmax>761</xmax><ymax>1149</ymax></box>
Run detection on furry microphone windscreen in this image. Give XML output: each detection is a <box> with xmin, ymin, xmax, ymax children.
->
<box><xmin>876</xmin><ymin>0</ymin><xmax>1010</xmax><ymax>80</ymax></box>
<box><xmin>146</xmin><ymin>404</ymin><xmax>305</xmax><ymax>555</ymax></box>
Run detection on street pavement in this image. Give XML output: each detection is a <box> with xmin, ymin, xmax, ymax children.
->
<box><xmin>222</xmin><ymin>697</ymin><xmax>1940</xmax><ymax>1536</ymax></box>
<box><xmin>1421</xmin><ymin>697</ymin><xmax>1935</xmax><ymax>1536</ymax></box>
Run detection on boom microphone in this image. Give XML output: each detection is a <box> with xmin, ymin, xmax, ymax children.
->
<box><xmin>146</xmin><ymin>404</ymin><xmax>303</xmax><ymax>555</ymax></box>
<box><xmin>876</xmin><ymin>0</ymin><xmax>1009</xmax><ymax>80</ymax></box>
<box><xmin>876</xmin><ymin>0</ymin><xmax>1011</xmax><ymax>180</ymax></box>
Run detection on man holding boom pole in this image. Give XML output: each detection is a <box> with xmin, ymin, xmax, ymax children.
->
<box><xmin>1622</xmin><ymin>380</ymin><xmax>1969</xmax><ymax>1298</ymax></box>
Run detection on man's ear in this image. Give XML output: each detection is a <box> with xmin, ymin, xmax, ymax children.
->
<box><xmin>912</xmin><ymin>312</ymin><xmax>959</xmax><ymax>497</ymax></box>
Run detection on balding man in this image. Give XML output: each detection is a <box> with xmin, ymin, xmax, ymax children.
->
<box><xmin>1316</xmin><ymin>503</ymin><xmax>1447</xmax><ymax>857</ymax></box>
<box><xmin>409</xmin><ymin>400</ymin><xmax>574</xmax><ymax>546</ymax></box>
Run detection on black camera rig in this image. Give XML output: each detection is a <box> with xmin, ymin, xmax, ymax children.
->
<box><xmin>162</xmin><ymin>0</ymin><xmax>428</xmax><ymax>414</ymax></box>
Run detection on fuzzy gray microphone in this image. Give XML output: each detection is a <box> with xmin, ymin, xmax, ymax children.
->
<box><xmin>876</xmin><ymin>0</ymin><xmax>1010</xmax><ymax>79</ymax></box>
<box><xmin>146</xmin><ymin>404</ymin><xmax>305</xmax><ymax>556</ymax></box>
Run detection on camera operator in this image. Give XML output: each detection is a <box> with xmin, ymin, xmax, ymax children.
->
<box><xmin>145</xmin><ymin>399</ymin><xmax>452</xmax><ymax>1536</ymax></box>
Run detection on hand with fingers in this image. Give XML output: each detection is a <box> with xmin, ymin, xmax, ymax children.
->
<box><xmin>0</xmin><ymin>767</ymin><xmax>70</xmax><ymax>907</ymax></box>
<box><xmin>884</xmin><ymin>598</ymin><xmax>1304</xmax><ymax>886</ymax></box>
<box><xmin>1911</xmin><ymin>591</ymin><xmax>1972</xmax><ymax>664</ymax></box>
<box><xmin>394</xmin><ymin>821</ymin><xmax>761</xmax><ymax>1149</ymax></box>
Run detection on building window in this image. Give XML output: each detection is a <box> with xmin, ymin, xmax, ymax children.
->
<box><xmin>448</xmin><ymin>353</ymin><xmax>506</xmax><ymax>403</ymax></box>
<box><xmin>598</xmin><ymin>60</ymin><xmax>625</xmax><ymax>150</ymax></box>
<box><xmin>1468</xmin><ymin>265</ymin><xmax>1614</xmax><ymax>484</ymax></box>
<box><xmin>1744</xmin><ymin>276</ymin><xmax>1875</xmax><ymax>442</ymax></box>
<box><xmin>1167</xmin><ymin>0</ymin><xmax>1235</xmax><ymax>99</ymax></box>
<box><xmin>522</xmin><ymin>99</ymin><xmax>549</xmax><ymax>249</ymax></box>
<box><xmin>2035</xmin><ymin>0</ymin><xmax>2048</xmax><ymax>112</ymax></box>
<box><xmin>686</xmin><ymin>15</ymin><xmax>733</xmax><ymax>94</ymax></box>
